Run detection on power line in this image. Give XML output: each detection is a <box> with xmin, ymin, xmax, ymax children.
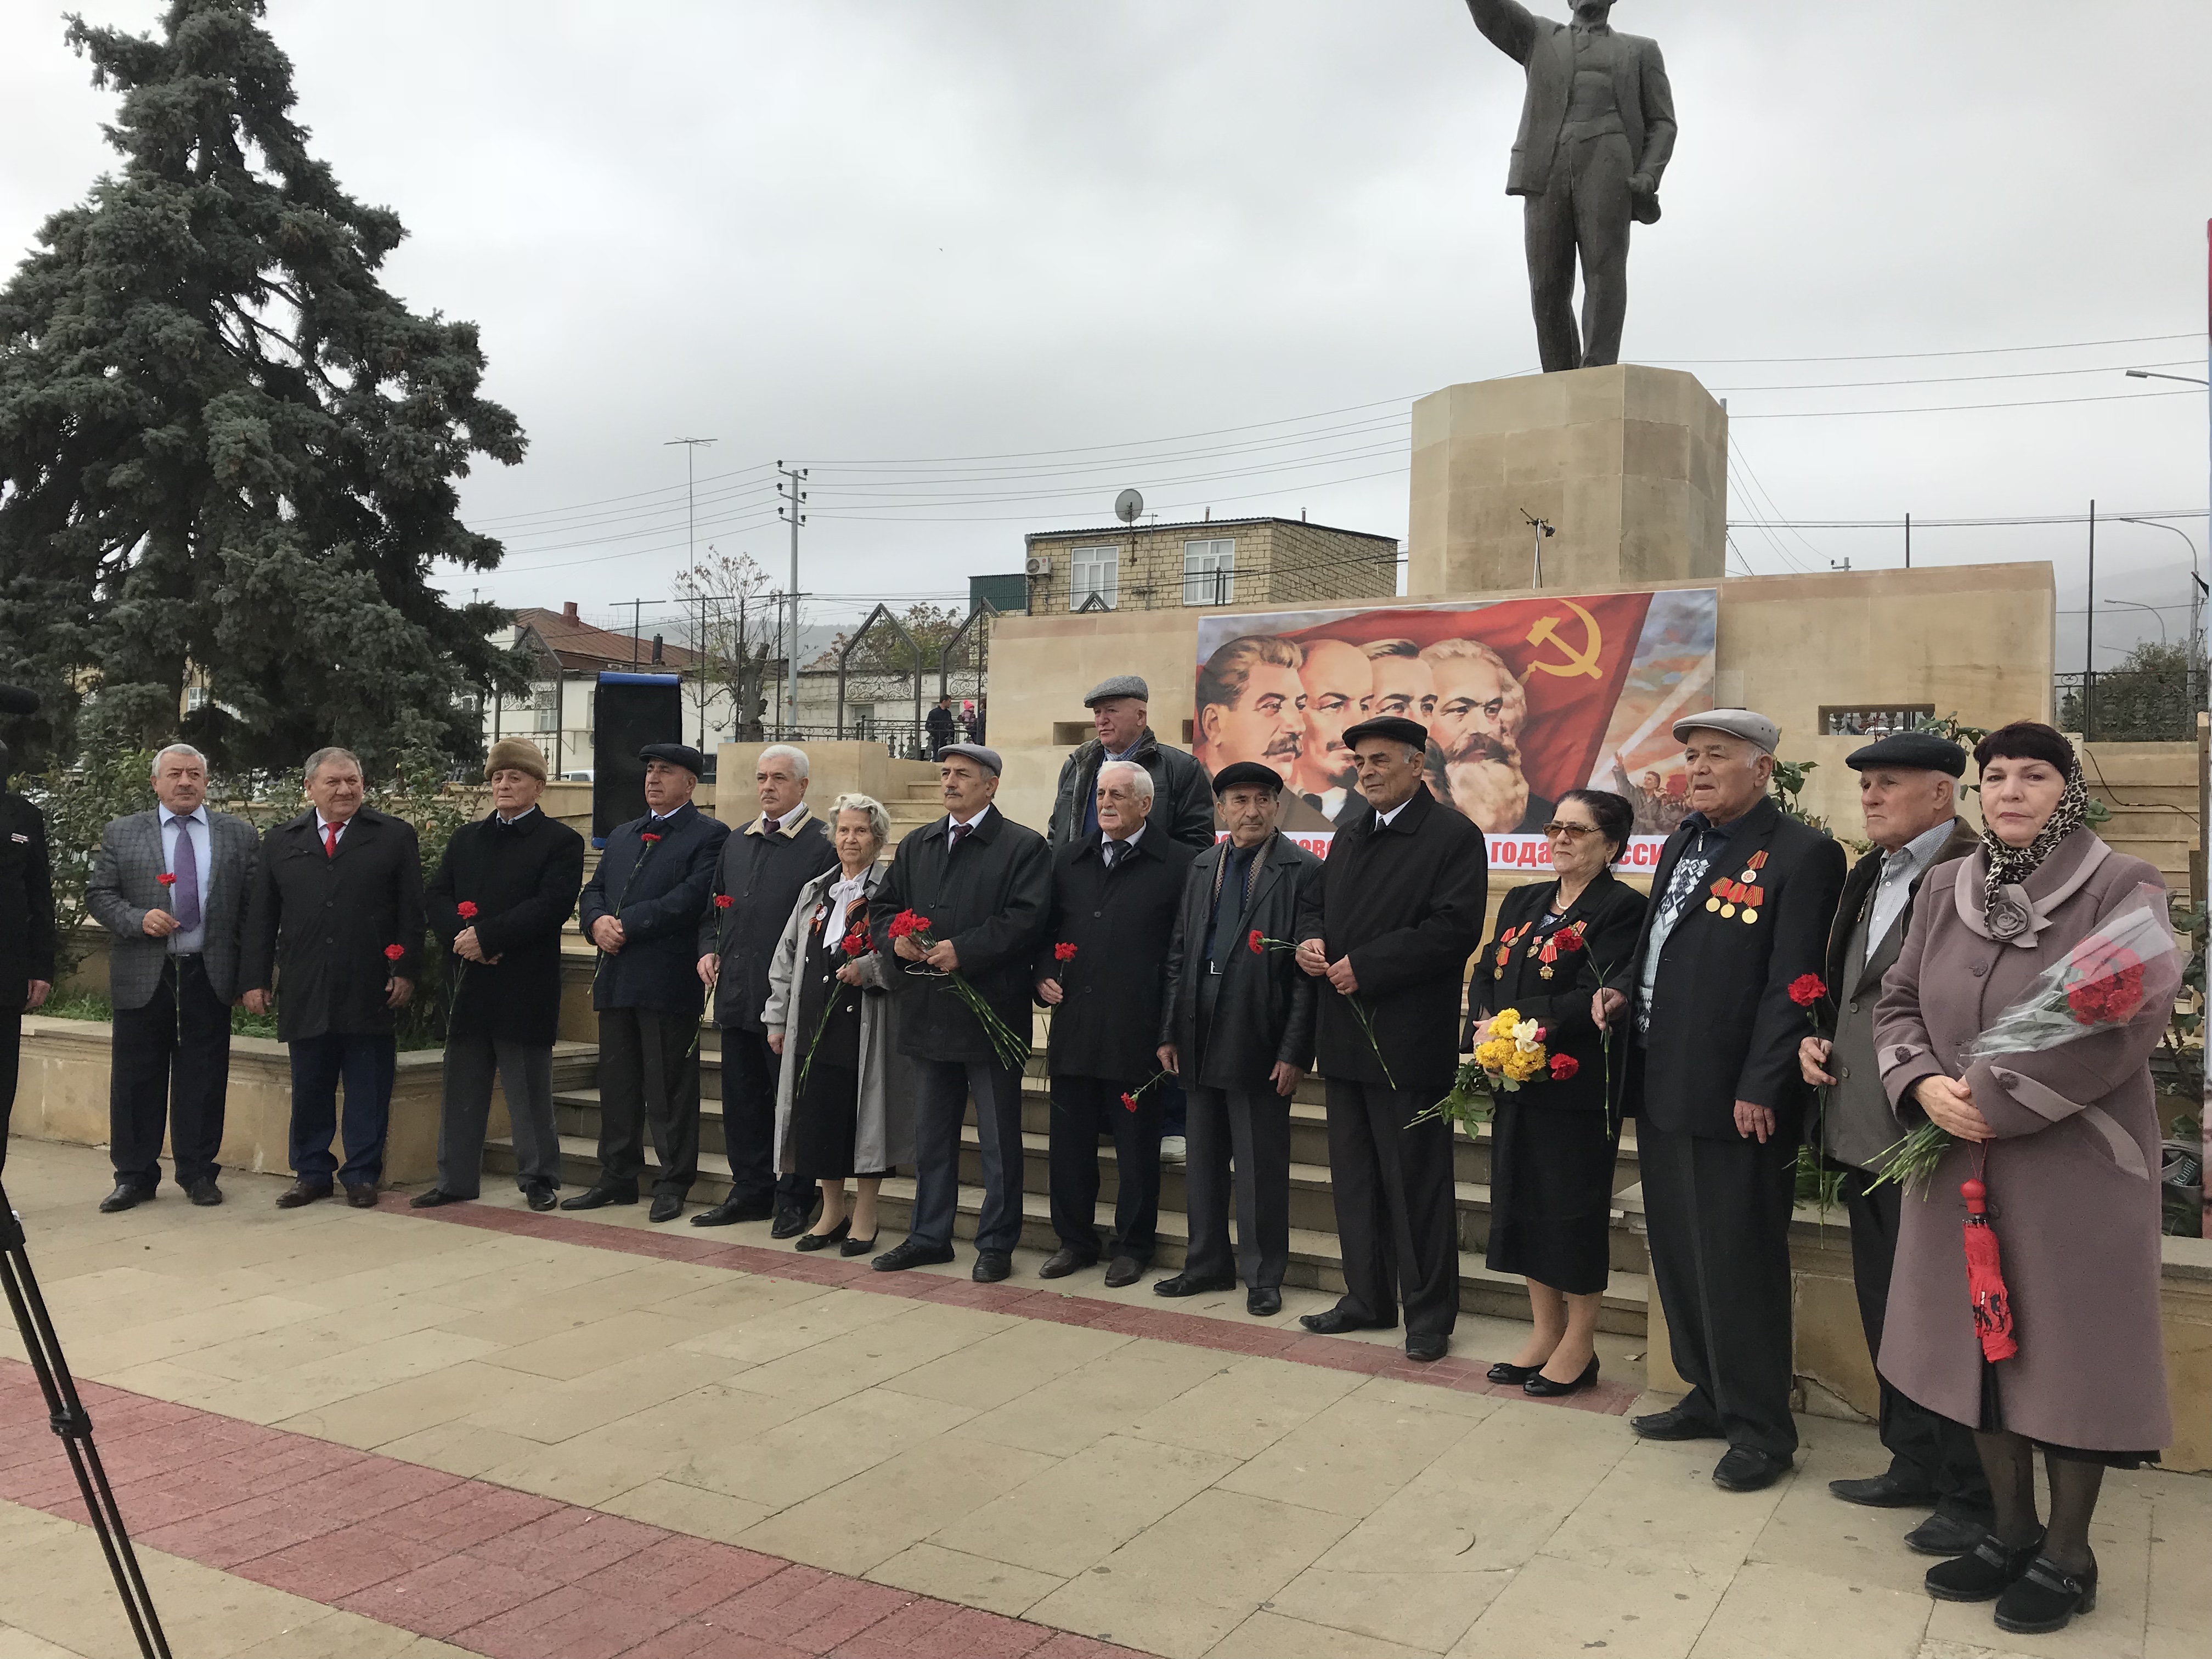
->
<box><xmin>1645</xmin><ymin>330</ymin><xmax>2202</xmax><ymax>366</ymax></box>
<box><xmin>1735</xmin><ymin>387</ymin><xmax>2199</xmax><ymax>420</ymax></box>
<box><xmin>1706</xmin><ymin>358</ymin><xmax>2202</xmax><ymax>394</ymax></box>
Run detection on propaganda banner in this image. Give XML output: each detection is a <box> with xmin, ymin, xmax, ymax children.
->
<box><xmin>1192</xmin><ymin>587</ymin><xmax>1718</xmax><ymax>866</ymax></box>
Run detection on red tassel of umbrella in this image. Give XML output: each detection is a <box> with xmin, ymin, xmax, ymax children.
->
<box><xmin>1960</xmin><ymin>1176</ymin><xmax>2018</xmax><ymax>1363</ymax></box>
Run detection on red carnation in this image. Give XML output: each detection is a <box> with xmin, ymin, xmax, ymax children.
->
<box><xmin>843</xmin><ymin>929</ymin><xmax>871</xmax><ymax>957</ymax></box>
<box><xmin>888</xmin><ymin>910</ymin><xmax>930</xmax><ymax>939</ymax></box>
<box><xmin>639</xmin><ymin>832</ymin><xmax>662</xmax><ymax>845</ymax></box>
<box><xmin>1054</xmin><ymin>941</ymin><xmax>1078</xmax><ymax>962</ymax></box>
<box><xmin>1120</xmin><ymin>1092</ymin><xmax>1138</xmax><ymax>1112</ymax></box>
<box><xmin>1248</xmin><ymin>929</ymin><xmax>1263</xmax><ymax>955</ymax></box>
<box><xmin>1554</xmin><ymin>927</ymin><xmax>1584</xmax><ymax>953</ymax></box>
<box><xmin>1549</xmin><ymin>1053</ymin><xmax>1579</xmax><ymax>1082</ymax></box>
<box><xmin>383</xmin><ymin>944</ymin><xmax>405</xmax><ymax>962</ymax></box>
<box><xmin>1786</xmin><ymin>974</ymin><xmax>1827</xmax><ymax>1008</ymax></box>
<box><xmin>156</xmin><ymin>872</ymin><xmax>176</xmax><ymax>888</ymax></box>
<box><xmin>2066</xmin><ymin>961</ymin><xmax>2146</xmax><ymax>1025</ymax></box>
<box><xmin>714</xmin><ymin>893</ymin><xmax>733</xmax><ymax>910</ymax></box>
<box><xmin>457</xmin><ymin>901</ymin><xmax>479</xmax><ymax>920</ymax></box>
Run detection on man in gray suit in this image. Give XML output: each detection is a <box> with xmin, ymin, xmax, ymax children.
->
<box><xmin>86</xmin><ymin>743</ymin><xmax>260</xmax><ymax>1210</ymax></box>
<box><xmin>1463</xmin><ymin>0</ymin><xmax>1677</xmax><ymax>371</ymax></box>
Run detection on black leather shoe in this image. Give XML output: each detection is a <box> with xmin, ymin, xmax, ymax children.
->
<box><xmin>1486</xmin><ymin>1359</ymin><xmax>1542</xmax><ymax>1385</ymax></box>
<box><xmin>770</xmin><ymin>1201</ymin><xmax>816</xmax><ymax>1240</ymax></box>
<box><xmin>343</xmin><ymin>1182</ymin><xmax>379</xmax><ymax>1209</ymax></box>
<box><xmin>98</xmin><ymin>1183</ymin><xmax>151</xmax><ymax>1214</ymax></box>
<box><xmin>561</xmin><ymin>1184</ymin><xmax>637</xmax><ymax>1211</ymax></box>
<box><xmin>1994</xmin><ymin>1554</ymin><xmax>2097</xmax><ymax>1634</ymax></box>
<box><xmin>275</xmin><ymin>1179</ymin><xmax>333</xmax><ymax>1209</ymax></box>
<box><xmin>187</xmin><ymin>1177</ymin><xmax>222</xmax><ymax>1207</ymax></box>
<box><xmin>840</xmin><ymin>1232</ymin><xmax>878</xmax><ymax>1257</ymax></box>
<box><xmin>1926</xmin><ymin>1530</ymin><xmax>2045</xmax><ymax>1603</ymax></box>
<box><xmin>1711</xmin><ymin>1446</ymin><xmax>1791</xmax><ymax>1492</ymax></box>
<box><xmin>1406</xmin><ymin>1333</ymin><xmax>1450</xmax><ymax>1363</ymax></box>
<box><xmin>972</xmin><ymin>1250</ymin><xmax>1012</xmax><ymax>1283</ymax></box>
<box><xmin>1152</xmin><ymin>1272</ymin><xmax>1234</xmax><ymax>1297</ymax></box>
<box><xmin>1102</xmin><ymin>1255</ymin><xmax>1143</xmax><ymax>1289</ymax></box>
<box><xmin>873</xmin><ymin>1239</ymin><xmax>955</xmax><ymax>1272</ymax></box>
<box><xmin>794</xmin><ymin>1217</ymin><xmax>851</xmax><ymax>1252</ymax></box>
<box><xmin>648</xmin><ymin>1192</ymin><xmax>685</xmax><ymax>1223</ymax></box>
<box><xmin>1524</xmin><ymin>1356</ymin><xmax>1599</xmax><ymax>1397</ymax></box>
<box><xmin>1299</xmin><ymin>1307</ymin><xmax>1396</xmax><ymax>1336</ymax></box>
<box><xmin>1632</xmin><ymin>1405</ymin><xmax>1723</xmax><ymax>1441</ymax></box>
<box><xmin>1904</xmin><ymin>1512</ymin><xmax>1989</xmax><ymax>1558</ymax></box>
<box><xmin>692</xmin><ymin>1195</ymin><xmax>774</xmax><ymax>1227</ymax></box>
<box><xmin>1829</xmin><ymin>1471</ymin><xmax>1936</xmax><ymax>1509</ymax></box>
<box><xmin>523</xmin><ymin>1183</ymin><xmax>558</xmax><ymax>1213</ymax></box>
<box><xmin>1038</xmin><ymin>1248</ymin><xmax>1097</xmax><ymax>1280</ymax></box>
<box><xmin>409</xmin><ymin>1189</ymin><xmax>468</xmax><ymax>1209</ymax></box>
<box><xmin>1246</xmin><ymin>1286</ymin><xmax>1283</xmax><ymax>1317</ymax></box>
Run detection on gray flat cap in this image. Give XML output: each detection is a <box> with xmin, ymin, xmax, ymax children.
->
<box><xmin>938</xmin><ymin>742</ymin><xmax>1002</xmax><ymax>776</ymax></box>
<box><xmin>1672</xmin><ymin>707</ymin><xmax>1780</xmax><ymax>755</ymax></box>
<box><xmin>1084</xmin><ymin>674</ymin><xmax>1149</xmax><ymax>706</ymax></box>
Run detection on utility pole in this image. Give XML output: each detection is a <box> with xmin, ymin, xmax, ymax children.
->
<box><xmin>777</xmin><ymin>461</ymin><xmax>808</xmax><ymax>737</ymax></box>
<box><xmin>665</xmin><ymin>438</ymin><xmax>716</xmax><ymax>750</ymax></box>
<box><xmin>1521</xmin><ymin>509</ymin><xmax>1555</xmax><ymax>586</ymax></box>
<box><xmin>1903</xmin><ymin>511</ymin><xmax>1910</xmax><ymax>569</ymax></box>
<box><xmin>2085</xmin><ymin>500</ymin><xmax>2096</xmax><ymax>740</ymax></box>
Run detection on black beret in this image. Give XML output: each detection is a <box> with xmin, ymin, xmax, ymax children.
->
<box><xmin>1211</xmin><ymin>760</ymin><xmax>1285</xmax><ymax>797</ymax></box>
<box><xmin>638</xmin><ymin>742</ymin><xmax>707</xmax><ymax>777</ymax></box>
<box><xmin>1341</xmin><ymin>715</ymin><xmax>1430</xmax><ymax>754</ymax></box>
<box><xmin>1844</xmin><ymin>732</ymin><xmax>1966</xmax><ymax>777</ymax></box>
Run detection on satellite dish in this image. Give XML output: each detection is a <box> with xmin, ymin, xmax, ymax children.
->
<box><xmin>1114</xmin><ymin>488</ymin><xmax>1144</xmax><ymax>525</ymax></box>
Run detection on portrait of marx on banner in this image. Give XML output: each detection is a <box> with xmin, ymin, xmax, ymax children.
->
<box><xmin>1192</xmin><ymin>588</ymin><xmax>1717</xmax><ymax>860</ymax></box>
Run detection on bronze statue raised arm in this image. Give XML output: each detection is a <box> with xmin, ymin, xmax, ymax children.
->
<box><xmin>1463</xmin><ymin>0</ymin><xmax>1677</xmax><ymax>372</ymax></box>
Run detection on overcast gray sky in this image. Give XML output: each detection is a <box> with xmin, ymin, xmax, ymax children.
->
<box><xmin>4</xmin><ymin>1</ymin><xmax>2207</xmax><ymax>669</ymax></box>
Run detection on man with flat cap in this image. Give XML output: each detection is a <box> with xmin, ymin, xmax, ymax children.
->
<box><xmin>567</xmin><ymin>742</ymin><xmax>730</xmax><ymax>1222</ymax></box>
<box><xmin>1296</xmin><ymin>715</ymin><xmax>1488</xmax><ymax>1360</ymax></box>
<box><xmin>870</xmin><ymin>741</ymin><xmax>1051</xmax><ymax>1281</ymax></box>
<box><xmin>1049</xmin><ymin>674</ymin><xmax>1215</xmax><ymax>857</ymax></box>
<box><xmin>1596</xmin><ymin>709</ymin><xmax>1846</xmax><ymax>1492</ymax></box>
<box><xmin>1798</xmin><ymin>730</ymin><xmax>1989</xmax><ymax>1551</ymax></box>
<box><xmin>1155</xmin><ymin>760</ymin><xmax>1323</xmax><ymax>1316</ymax></box>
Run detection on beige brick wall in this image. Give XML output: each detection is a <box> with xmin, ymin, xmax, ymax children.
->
<box><xmin>1024</xmin><ymin>519</ymin><xmax>1399</xmax><ymax>616</ymax></box>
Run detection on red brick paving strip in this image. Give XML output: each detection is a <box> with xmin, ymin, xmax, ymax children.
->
<box><xmin>0</xmin><ymin>1362</ymin><xmax>1139</xmax><ymax>1659</ymax></box>
<box><xmin>392</xmin><ymin>1195</ymin><xmax>1641</xmax><ymax>1415</ymax></box>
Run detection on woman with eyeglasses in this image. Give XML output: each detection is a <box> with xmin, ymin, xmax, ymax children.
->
<box><xmin>1464</xmin><ymin>788</ymin><xmax>1644</xmax><ymax>1396</ymax></box>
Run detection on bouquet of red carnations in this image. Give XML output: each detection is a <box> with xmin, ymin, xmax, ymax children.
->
<box><xmin>888</xmin><ymin>910</ymin><xmax>1030</xmax><ymax>1069</ymax></box>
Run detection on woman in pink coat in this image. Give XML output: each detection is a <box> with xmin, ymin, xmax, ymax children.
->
<box><xmin>1875</xmin><ymin>721</ymin><xmax>2172</xmax><ymax>1638</ymax></box>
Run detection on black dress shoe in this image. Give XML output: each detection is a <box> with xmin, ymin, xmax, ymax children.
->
<box><xmin>1406</xmin><ymin>1332</ymin><xmax>1450</xmax><ymax>1363</ymax></box>
<box><xmin>873</xmin><ymin>1239</ymin><xmax>955</xmax><ymax>1272</ymax></box>
<box><xmin>1153</xmin><ymin>1272</ymin><xmax>1234</xmax><ymax>1298</ymax></box>
<box><xmin>840</xmin><ymin>1232</ymin><xmax>878</xmax><ymax>1258</ymax></box>
<box><xmin>1994</xmin><ymin>1553</ymin><xmax>2097</xmax><ymax>1634</ymax></box>
<box><xmin>794</xmin><ymin>1217</ymin><xmax>851</xmax><ymax>1252</ymax></box>
<box><xmin>276</xmin><ymin>1179</ymin><xmax>334</xmax><ymax>1209</ymax></box>
<box><xmin>770</xmin><ymin>1202</ymin><xmax>816</xmax><ymax>1240</ymax></box>
<box><xmin>648</xmin><ymin>1192</ymin><xmax>685</xmax><ymax>1223</ymax></box>
<box><xmin>1829</xmin><ymin>1471</ymin><xmax>1936</xmax><ymax>1509</ymax></box>
<box><xmin>410</xmin><ymin>1189</ymin><xmax>468</xmax><ymax>1209</ymax></box>
<box><xmin>1102</xmin><ymin>1255</ymin><xmax>1143</xmax><ymax>1289</ymax></box>
<box><xmin>1631</xmin><ymin>1405</ymin><xmax>1723</xmax><ymax>1441</ymax></box>
<box><xmin>343</xmin><ymin>1182</ymin><xmax>379</xmax><ymax>1209</ymax></box>
<box><xmin>972</xmin><ymin>1250</ymin><xmax>1012</xmax><ymax>1283</ymax></box>
<box><xmin>1038</xmin><ymin>1248</ymin><xmax>1097</xmax><ymax>1280</ymax></box>
<box><xmin>1904</xmin><ymin>1511</ymin><xmax>1989</xmax><ymax>1558</ymax></box>
<box><xmin>524</xmin><ymin>1183</ymin><xmax>558</xmax><ymax>1213</ymax></box>
<box><xmin>692</xmin><ymin>1195</ymin><xmax>774</xmax><ymax>1227</ymax></box>
<box><xmin>561</xmin><ymin>1183</ymin><xmax>637</xmax><ymax>1210</ymax></box>
<box><xmin>98</xmin><ymin>1183</ymin><xmax>151</xmax><ymax>1214</ymax></box>
<box><xmin>1925</xmin><ymin>1530</ymin><xmax>2045</xmax><ymax>1603</ymax></box>
<box><xmin>1711</xmin><ymin>1446</ymin><xmax>1791</xmax><ymax>1492</ymax></box>
<box><xmin>1246</xmin><ymin>1286</ymin><xmax>1283</xmax><ymax>1317</ymax></box>
<box><xmin>1486</xmin><ymin>1360</ymin><xmax>1542</xmax><ymax>1385</ymax></box>
<box><xmin>1523</xmin><ymin>1356</ymin><xmax>1599</xmax><ymax>1397</ymax></box>
<box><xmin>187</xmin><ymin>1177</ymin><xmax>222</xmax><ymax>1207</ymax></box>
<box><xmin>1299</xmin><ymin>1306</ymin><xmax>1396</xmax><ymax>1336</ymax></box>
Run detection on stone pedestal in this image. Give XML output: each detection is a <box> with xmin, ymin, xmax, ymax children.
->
<box><xmin>1407</xmin><ymin>364</ymin><xmax>1728</xmax><ymax>596</ymax></box>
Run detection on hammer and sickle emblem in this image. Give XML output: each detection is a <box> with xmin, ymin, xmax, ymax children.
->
<box><xmin>1525</xmin><ymin>600</ymin><xmax>1605</xmax><ymax>680</ymax></box>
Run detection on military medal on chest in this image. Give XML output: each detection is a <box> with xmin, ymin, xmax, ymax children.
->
<box><xmin>1705</xmin><ymin>849</ymin><xmax>1769</xmax><ymax>923</ymax></box>
<box><xmin>1533</xmin><ymin>919</ymin><xmax>1587</xmax><ymax>979</ymax></box>
<box><xmin>1493</xmin><ymin>921</ymin><xmax>1532</xmax><ymax>979</ymax></box>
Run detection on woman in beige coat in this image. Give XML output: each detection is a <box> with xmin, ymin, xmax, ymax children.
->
<box><xmin>1875</xmin><ymin>723</ymin><xmax>2172</xmax><ymax>1638</ymax></box>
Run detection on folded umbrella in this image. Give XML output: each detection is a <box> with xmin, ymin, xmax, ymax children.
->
<box><xmin>1960</xmin><ymin>1175</ymin><xmax>2018</xmax><ymax>1363</ymax></box>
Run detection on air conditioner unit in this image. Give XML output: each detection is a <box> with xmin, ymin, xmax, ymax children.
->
<box><xmin>1024</xmin><ymin>557</ymin><xmax>1052</xmax><ymax>577</ymax></box>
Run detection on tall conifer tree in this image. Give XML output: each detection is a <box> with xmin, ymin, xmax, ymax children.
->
<box><xmin>0</xmin><ymin>0</ymin><xmax>525</xmax><ymax>769</ymax></box>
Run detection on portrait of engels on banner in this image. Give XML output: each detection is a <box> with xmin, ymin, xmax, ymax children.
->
<box><xmin>1192</xmin><ymin>589</ymin><xmax>1716</xmax><ymax>867</ymax></box>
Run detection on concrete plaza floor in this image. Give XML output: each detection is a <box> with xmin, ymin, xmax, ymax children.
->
<box><xmin>0</xmin><ymin>1136</ymin><xmax>2200</xmax><ymax>1659</ymax></box>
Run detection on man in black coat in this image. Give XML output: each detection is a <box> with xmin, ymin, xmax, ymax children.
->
<box><xmin>926</xmin><ymin>696</ymin><xmax>957</xmax><ymax>759</ymax></box>
<box><xmin>1596</xmin><ymin>709</ymin><xmax>1847</xmax><ymax>1493</ymax></box>
<box><xmin>1033</xmin><ymin>759</ymin><xmax>1197</xmax><ymax>1289</ymax></box>
<box><xmin>412</xmin><ymin>740</ymin><xmax>586</xmax><ymax>1214</ymax></box>
<box><xmin>1155</xmin><ymin>760</ymin><xmax>1323</xmax><ymax>1317</ymax></box>
<box><xmin>0</xmin><ymin>740</ymin><xmax>56</xmax><ymax>1181</ymax></box>
<box><xmin>240</xmin><ymin>747</ymin><xmax>426</xmax><ymax>1209</ymax></box>
<box><xmin>868</xmin><ymin>743</ymin><xmax>1051</xmax><ymax>1282</ymax></box>
<box><xmin>566</xmin><ymin>743</ymin><xmax>730</xmax><ymax>1223</ymax></box>
<box><xmin>691</xmin><ymin>743</ymin><xmax>838</xmax><ymax>1233</ymax></box>
<box><xmin>1296</xmin><ymin>716</ymin><xmax>1489</xmax><ymax>1360</ymax></box>
<box><xmin>1047</xmin><ymin>675</ymin><xmax>1216</xmax><ymax>856</ymax></box>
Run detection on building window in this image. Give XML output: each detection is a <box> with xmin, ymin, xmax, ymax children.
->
<box><xmin>1070</xmin><ymin>544</ymin><xmax>1120</xmax><ymax>611</ymax></box>
<box><xmin>532</xmin><ymin>681</ymin><xmax>558</xmax><ymax>732</ymax></box>
<box><xmin>1183</xmin><ymin>538</ymin><xmax>1236</xmax><ymax>606</ymax></box>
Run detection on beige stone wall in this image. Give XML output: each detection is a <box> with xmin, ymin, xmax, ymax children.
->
<box><xmin>1023</xmin><ymin>520</ymin><xmax>1396</xmax><ymax>618</ymax></box>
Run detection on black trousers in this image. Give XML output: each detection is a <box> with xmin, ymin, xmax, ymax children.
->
<box><xmin>719</xmin><ymin>1027</ymin><xmax>809</xmax><ymax>1210</ymax></box>
<box><xmin>1525</xmin><ymin>129</ymin><xmax>1633</xmax><ymax>372</ymax></box>
<box><xmin>288</xmin><ymin>1032</ymin><xmax>396</xmax><ymax>1187</ymax></box>
<box><xmin>1323</xmin><ymin>1078</ymin><xmax>1459</xmax><ymax>1338</ymax></box>
<box><xmin>110</xmin><ymin>956</ymin><xmax>230</xmax><ymax>1189</ymax></box>
<box><xmin>0</xmin><ymin>1008</ymin><xmax>19</xmax><ymax>1180</ymax></box>
<box><xmin>1048</xmin><ymin>1074</ymin><xmax>1162</xmax><ymax>1263</ymax></box>
<box><xmin>1183</xmin><ymin>1082</ymin><xmax>1292</xmax><ymax>1290</ymax></box>
<box><xmin>1638</xmin><ymin>1115</ymin><xmax>1799</xmax><ymax>1460</ymax></box>
<box><xmin>597</xmin><ymin>1006</ymin><xmax>701</xmax><ymax>1197</ymax></box>
<box><xmin>1840</xmin><ymin>1166</ymin><xmax>1994</xmax><ymax>1521</ymax></box>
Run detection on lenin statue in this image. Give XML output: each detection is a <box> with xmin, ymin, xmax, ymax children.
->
<box><xmin>1463</xmin><ymin>1</ymin><xmax>1677</xmax><ymax>372</ymax></box>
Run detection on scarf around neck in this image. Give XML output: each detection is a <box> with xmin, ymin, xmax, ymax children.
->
<box><xmin>1979</xmin><ymin>760</ymin><xmax>2089</xmax><ymax>925</ymax></box>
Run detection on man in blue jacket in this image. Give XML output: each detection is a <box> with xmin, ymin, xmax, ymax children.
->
<box><xmin>565</xmin><ymin>743</ymin><xmax>730</xmax><ymax>1222</ymax></box>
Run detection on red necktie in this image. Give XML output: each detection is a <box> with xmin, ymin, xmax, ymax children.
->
<box><xmin>322</xmin><ymin>822</ymin><xmax>339</xmax><ymax>859</ymax></box>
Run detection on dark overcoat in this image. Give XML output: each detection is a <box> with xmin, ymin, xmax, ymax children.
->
<box><xmin>1033</xmin><ymin>828</ymin><xmax>1196</xmax><ymax>1082</ymax></box>
<box><xmin>0</xmin><ymin>792</ymin><xmax>56</xmax><ymax>1002</ymax></box>
<box><xmin>1048</xmin><ymin>729</ymin><xmax>1216</xmax><ymax>856</ymax></box>
<box><xmin>869</xmin><ymin>805</ymin><xmax>1051</xmax><ymax>1064</ymax></box>
<box><xmin>1875</xmin><ymin>830</ymin><xmax>2173</xmax><ymax>1453</ymax></box>
<box><xmin>426</xmin><ymin>809</ymin><xmax>586</xmax><ymax>1048</ymax></box>
<box><xmin>578</xmin><ymin>802</ymin><xmax>729</xmax><ymax>1015</ymax></box>
<box><xmin>1468</xmin><ymin>871</ymin><xmax>1646</xmax><ymax>1115</ymax></box>
<box><xmin>1313</xmin><ymin>788</ymin><xmax>1489</xmax><ymax>1098</ymax></box>
<box><xmin>240</xmin><ymin>807</ymin><xmax>426</xmax><ymax>1042</ymax></box>
<box><xmin>1606</xmin><ymin>798</ymin><xmax>1846</xmax><ymax>1137</ymax></box>
<box><xmin>1818</xmin><ymin>819</ymin><xmax>1982</xmax><ymax>1023</ymax></box>
<box><xmin>1160</xmin><ymin>831</ymin><xmax>1324</xmax><ymax>1091</ymax></box>
<box><xmin>697</xmin><ymin>806</ymin><xmax>837</xmax><ymax>1031</ymax></box>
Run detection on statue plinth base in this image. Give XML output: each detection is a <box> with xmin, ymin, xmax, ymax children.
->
<box><xmin>1407</xmin><ymin>364</ymin><xmax>1728</xmax><ymax>596</ymax></box>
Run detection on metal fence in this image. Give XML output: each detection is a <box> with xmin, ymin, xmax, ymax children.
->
<box><xmin>2053</xmin><ymin>671</ymin><xmax>2204</xmax><ymax>743</ymax></box>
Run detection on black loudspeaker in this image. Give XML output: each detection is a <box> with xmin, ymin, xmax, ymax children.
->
<box><xmin>592</xmin><ymin>673</ymin><xmax>682</xmax><ymax>843</ymax></box>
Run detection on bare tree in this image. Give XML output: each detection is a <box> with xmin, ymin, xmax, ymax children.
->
<box><xmin>674</xmin><ymin>549</ymin><xmax>776</xmax><ymax>744</ymax></box>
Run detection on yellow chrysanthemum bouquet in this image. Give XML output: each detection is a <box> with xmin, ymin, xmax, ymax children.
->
<box><xmin>1418</xmin><ymin>1006</ymin><xmax>1555</xmax><ymax>1135</ymax></box>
